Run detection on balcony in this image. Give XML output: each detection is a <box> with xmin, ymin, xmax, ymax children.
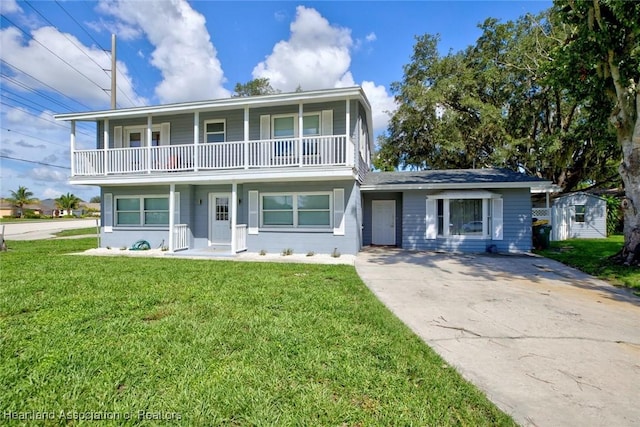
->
<box><xmin>72</xmin><ymin>135</ymin><xmax>354</xmax><ymax>177</ymax></box>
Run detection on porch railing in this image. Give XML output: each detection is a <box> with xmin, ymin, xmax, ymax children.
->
<box><xmin>235</xmin><ymin>224</ymin><xmax>247</xmax><ymax>253</ymax></box>
<box><xmin>173</xmin><ymin>224</ymin><xmax>189</xmax><ymax>251</ymax></box>
<box><xmin>72</xmin><ymin>135</ymin><xmax>354</xmax><ymax>176</ymax></box>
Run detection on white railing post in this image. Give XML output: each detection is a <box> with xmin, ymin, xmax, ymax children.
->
<box><xmin>231</xmin><ymin>182</ymin><xmax>237</xmax><ymax>253</ymax></box>
<box><xmin>193</xmin><ymin>111</ymin><xmax>199</xmax><ymax>171</ymax></box>
<box><xmin>103</xmin><ymin>118</ymin><xmax>109</xmax><ymax>175</ymax></box>
<box><xmin>298</xmin><ymin>103</ymin><xmax>304</xmax><ymax>167</ymax></box>
<box><xmin>70</xmin><ymin>120</ymin><xmax>76</xmax><ymax>176</ymax></box>
<box><xmin>147</xmin><ymin>115</ymin><xmax>152</xmax><ymax>173</ymax></box>
<box><xmin>169</xmin><ymin>183</ymin><xmax>175</xmax><ymax>252</ymax></box>
<box><xmin>244</xmin><ymin>106</ymin><xmax>249</xmax><ymax>169</ymax></box>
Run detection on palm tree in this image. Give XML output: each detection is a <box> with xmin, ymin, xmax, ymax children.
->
<box><xmin>55</xmin><ymin>193</ymin><xmax>81</xmax><ymax>216</ymax></box>
<box><xmin>7</xmin><ymin>186</ymin><xmax>38</xmax><ymax>218</ymax></box>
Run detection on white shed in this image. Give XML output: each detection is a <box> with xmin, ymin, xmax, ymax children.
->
<box><xmin>551</xmin><ymin>193</ymin><xmax>607</xmax><ymax>241</ymax></box>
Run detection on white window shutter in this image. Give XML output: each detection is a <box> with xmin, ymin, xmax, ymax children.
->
<box><xmin>174</xmin><ymin>192</ymin><xmax>180</xmax><ymax>224</ymax></box>
<box><xmin>114</xmin><ymin>126</ymin><xmax>123</xmax><ymax>148</ymax></box>
<box><xmin>161</xmin><ymin>123</ymin><xmax>171</xmax><ymax>146</ymax></box>
<box><xmin>425</xmin><ymin>199</ymin><xmax>437</xmax><ymax>239</ymax></box>
<box><xmin>492</xmin><ymin>198</ymin><xmax>504</xmax><ymax>240</ymax></box>
<box><xmin>103</xmin><ymin>193</ymin><xmax>113</xmax><ymax>232</ymax></box>
<box><xmin>333</xmin><ymin>188</ymin><xmax>345</xmax><ymax>236</ymax></box>
<box><xmin>321</xmin><ymin>110</ymin><xmax>333</xmax><ymax>135</ymax></box>
<box><xmin>248</xmin><ymin>190</ymin><xmax>259</xmax><ymax>234</ymax></box>
<box><xmin>260</xmin><ymin>115</ymin><xmax>270</xmax><ymax>139</ymax></box>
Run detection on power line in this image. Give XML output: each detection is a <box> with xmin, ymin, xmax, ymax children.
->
<box><xmin>2</xmin><ymin>127</ymin><xmax>69</xmax><ymax>146</ymax></box>
<box><xmin>0</xmin><ymin>154</ymin><xmax>70</xmax><ymax>170</ymax></box>
<box><xmin>54</xmin><ymin>0</ymin><xmax>142</xmax><ymax>107</ymax></box>
<box><xmin>0</xmin><ymin>59</ymin><xmax>92</xmax><ymax>110</ymax></box>
<box><xmin>0</xmin><ymin>14</ymin><xmax>110</xmax><ymax>102</ymax></box>
<box><xmin>0</xmin><ymin>100</ymin><xmax>95</xmax><ymax>138</ymax></box>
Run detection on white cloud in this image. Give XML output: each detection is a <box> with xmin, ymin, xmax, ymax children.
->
<box><xmin>0</xmin><ymin>0</ymin><xmax>22</xmax><ymax>14</ymax></box>
<box><xmin>252</xmin><ymin>6</ymin><xmax>353</xmax><ymax>92</ymax></box>
<box><xmin>29</xmin><ymin>167</ymin><xmax>68</xmax><ymax>183</ymax></box>
<box><xmin>362</xmin><ymin>81</ymin><xmax>397</xmax><ymax>133</ymax></box>
<box><xmin>85</xmin><ymin>17</ymin><xmax>143</xmax><ymax>41</ymax></box>
<box><xmin>0</xmin><ymin>26</ymin><xmax>145</xmax><ymax>108</ymax></box>
<box><xmin>366</xmin><ymin>32</ymin><xmax>377</xmax><ymax>42</ymax></box>
<box><xmin>97</xmin><ymin>0</ymin><xmax>229</xmax><ymax>103</ymax></box>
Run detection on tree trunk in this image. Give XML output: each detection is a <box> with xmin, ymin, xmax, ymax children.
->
<box><xmin>618</xmin><ymin>92</ymin><xmax>640</xmax><ymax>265</ymax></box>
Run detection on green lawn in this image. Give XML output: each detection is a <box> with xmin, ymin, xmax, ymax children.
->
<box><xmin>53</xmin><ymin>227</ymin><xmax>99</xmax><ymax>237</ymax></box>
<box><xmin>536</xmin><ymin>235</ymin><xmax>639</xmax><ymax>291</ymax></box>
<box><xmin>0</xmin><ymin>239</ymin><xmax>513</xmax><ymax>426</ymax></box>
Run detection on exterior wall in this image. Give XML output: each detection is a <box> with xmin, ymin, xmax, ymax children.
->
<box><xmin>100</xmin><ymin>185</ymin><xmax>184</xmax><ymax>249</ymax></box>
<box><xmin>362</xmin><ymin>192</ymin><xmax>403</xmax><ymax>246</ymax></box>
<box><xmin>244</xmin><ymin>180</ymin><xmax>361</xmax><ymax>255</ymax></box>
<box><xmin>552</xmin><ymin>193</ymin><xmax>606</xmax><ymax>240</ymax></box>
<box><xmin>98</xmin><ymin>100</ymin><xmax>366</xmax><ymax>147</ymax></box>
<box><xmin>399</xmin><ymin>188</ymin><xmax>532</xmax><ymax>253</ymax></box>
<box><xmin>190</xmin><ymin>184</ymin><xmax>244</xmax><ymax>249</ymax></box>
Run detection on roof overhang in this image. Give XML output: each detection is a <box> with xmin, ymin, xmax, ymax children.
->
<box><xmin>360</xmin><ymin>181</ymin><xmax>552</xmax><ymax>192</ymax></box>
<box><xmin>54</xmin><ymin>87</ymin><xmax>371</xmax><ymax>122</ymax></box>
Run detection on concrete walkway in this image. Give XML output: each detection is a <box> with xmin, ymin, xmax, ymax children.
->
<box><xmin>2</xmin><ymin>219</ymin><xmax>99</xmax><ymax>240</ymax></box>
<box><xmin>355</xmin><ymin>248</ymin><xmax>640</xmax><ymax>427</ymax></box>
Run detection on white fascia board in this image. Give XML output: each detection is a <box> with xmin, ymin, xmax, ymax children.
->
<box><xmin>360</xmin><ymin>181</ymin><xmax>552</xmax><ymax>191</ymax></box>
<box><xmin>69</xmin><ymin>167</ymin><xmax>356</xmax><ymax>186</ymax></box>
<box><xmin>55</xmin><ymin>87</ymin><xmax>369</xmax><ymax>122</ymax></box>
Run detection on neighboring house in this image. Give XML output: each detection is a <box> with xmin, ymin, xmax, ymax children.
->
<box><xmin>552</xmin><ymin>192</ymin><xmax>607</xmax><ymax>241</ymax></box>
<box><xmin>55</xmin><ymin>87</ymin><xmax>549</xmax><ymax>255</ymax></box>
<box><xmin>0</xmin><ymin>200</ymin><xmax>43</xmax><ymax>217</ymax></box>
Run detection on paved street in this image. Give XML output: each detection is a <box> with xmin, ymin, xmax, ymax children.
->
<box><xmin>1</xmin><ymin>219</ymin><xmax>99</xmax><ymax>240</ymax></box>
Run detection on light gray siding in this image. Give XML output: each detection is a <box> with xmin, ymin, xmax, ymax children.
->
<box><xmin>552</xmin><ymin>193</ymin><xmax>607</xmax><ymax>239</ymax></box>
<box><xmin>244</xmin><ymin>180</ymin><xmax>361</xmax><ymax>255</ymax></box>
<box><xmin>398</xmin><ymin>188</ymin><xmax>532</xmax><ymax>253</ymax></box>
<box><xmin>100</xmin><ymin>184</ymin><xmax>193</xmax><ymax>249</ymax></box>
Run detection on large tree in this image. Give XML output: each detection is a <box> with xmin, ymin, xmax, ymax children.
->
<box><xmin>553</xmin><ymin>0</ymin><xmax>640</xmax><ymax>263</ymax></box>
<box><xmin>7</xmin><ymin>186</ymin><xmax>37</xmax><ymax>218</ymax></box>
<box><xmin>232</xmin><ymin>78</ymin><xmax>279</xmax><ymax>97</ymax></box>
<box><xmin>375</xmin><ymin>11</ymin><xmax>619</xmax><ymax>191</ymax></box>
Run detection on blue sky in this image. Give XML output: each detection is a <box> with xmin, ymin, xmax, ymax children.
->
<box><xmin>0</xmin><ymin>0</ymin><xmax>551</xmax><ymax>201</ymax></box>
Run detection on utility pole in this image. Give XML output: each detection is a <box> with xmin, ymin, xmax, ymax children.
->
<box><xmin>111</xmin><ymin>34</ymin><xmax>116</xmax><ymax>109</ymax></box>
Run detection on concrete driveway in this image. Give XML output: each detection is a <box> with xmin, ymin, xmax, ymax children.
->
<box><xmin>1</xmin><ymin>219</ymin><xmax>99</xmax><ymax>240</ymax></box>
<box><xmin>355</xmin><ymin>248</ymin><xmax>640</xmax><ymax>427</ymax></box>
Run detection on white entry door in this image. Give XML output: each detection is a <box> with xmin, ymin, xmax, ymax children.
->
<box><xmin>372</xmin><ymin>200</ymin><xmax>396</xmax><ymax>245</ymax></box>
<box><xmin>209</xmin><ymin>193</ymin><xmax>231</xmax><ymax>245</ymax></box>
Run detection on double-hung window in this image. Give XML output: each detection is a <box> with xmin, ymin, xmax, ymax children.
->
<box><xmin>574</xmin><ymin>205</ymin><xmax>586</xmax><ymax>223</ymax></box>
<box><xmin>261</xmin><ymin>193</ymin><xmax>331</xmax><ymax>228</ymax></box>
<box><xmin>205</xmin><ymin>120</ymin><xmax>225</xmax><ymax>143</ymax></box>
<box><xmin>115</xmin><ymin>196</ymin><xmax>169</xmax><ymax>226</ymax></box>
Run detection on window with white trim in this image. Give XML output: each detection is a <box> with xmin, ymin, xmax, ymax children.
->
<box><xmin>574</xmin><ymin>205</ymin><xmax>586</xmax><ymax>223</ymax></box>
<box><xmin>115</xmin><ymin>196</ymin><xmax>169</xmax><ymax>226</ymax></box>
<box><xmin>261</xmin><ymin>192</ymin><xmax>331</xmax><ymax>228</ymax></box>
<box><xmin>427</xmin><ymin>192</ymin><xmax>503</xmax><ymax>240</ymax></box>
<box><xmin>205</xmin><ymin>120</ymin><xmax>225</xmax><ymax>143</ymax></box>
<box><xmin>271</xmin><ymin>113</ymin><xmax>321</xmax><ymax>138</ymax></box>
<box><xmin>124</xmin><ymin>126</ymin><xmax>161</xmax><ymax>147</ymax></box>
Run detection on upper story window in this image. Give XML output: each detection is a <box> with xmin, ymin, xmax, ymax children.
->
<box><xmin>125</xmin><ymin>126</ymin><xmax>161</xmax><ymax>148</ymax></box>
<box><xmin>205</xmin><ymin>120</ymin><xmax>225</xmax><ymax>143</ymax></box>
<box><xmin>271</xmin><ymin>113</ymin><xmax>321</xmax><ymax>138</ymax></box>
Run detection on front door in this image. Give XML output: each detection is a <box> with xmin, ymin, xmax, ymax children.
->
<box><xmin>209</xmin><ymin>193</ymin><xmax>231</xmax><ymax>245</ymax></box>
<box><xmin>372</xmin><ymin>200</ymin><xmax>396</xmax><ymax>245</ymax></box>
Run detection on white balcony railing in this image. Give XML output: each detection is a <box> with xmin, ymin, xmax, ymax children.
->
<box><xmin>235</xmin><ymin>224</ymin><xmax>247</xmax><ymax>253</ymax></box>
<box><xmin>173</xmin><ymin>224</ymin><xmax>189</xmax><ymax>251</ymax></box>
<box><xmin>72</xmin><ymin>135</ymin><xmax>354</xmax><ymax>176</ymax></box>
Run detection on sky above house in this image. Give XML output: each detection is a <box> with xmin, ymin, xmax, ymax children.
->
<box><xmin>0</xmin><ymin>0</ymin><xmax>552</xmax><ymax>202</ymax></box>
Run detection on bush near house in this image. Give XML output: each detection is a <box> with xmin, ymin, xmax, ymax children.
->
<box><xmin>0</xmin><ymin>238</ymin><xmax>514</xmax><ymax>425</ymax></box>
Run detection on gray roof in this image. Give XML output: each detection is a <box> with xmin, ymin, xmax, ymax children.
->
<box><xmin>362</xmin><ymin>168</ymin><xmax>549</xmax><ymax>190</ymax></box>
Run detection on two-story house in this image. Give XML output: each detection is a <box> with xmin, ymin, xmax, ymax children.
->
<box><xmin>55</xmin><ymin>86</ymin><xmax>550</xmax><ymax>255</ymax></box>
<box><xmin>55</xmin><ymin>87</ymin><xmax>372</xmax><ymax>255</ymax></box>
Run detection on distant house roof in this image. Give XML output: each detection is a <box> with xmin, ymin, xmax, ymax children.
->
<box><xmin>361</xmin><ymin>168</ymin><xmax>551</xmax><ymax>191</ymax></box>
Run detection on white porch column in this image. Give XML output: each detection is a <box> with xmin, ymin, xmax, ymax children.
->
<box><xmin>169</xmin><ymin>183</ymin><xmax>175</xmax><ymax>252</ymax></box>
<box><xmin>103</xmin><ymin>118</ymin><xmax>109</xmax><ymax>175</ymax></box>
<box><xmin>70</xmin><ymin>120</ymin><xmax>76</xmax><ymax>176</ymax></box>
<box><xmin>298</xmin><ymin>102</ymin><xmax>304</xmax><ymax>167</ymax></box>
<box><xmin>243</xmin><ymin>106</ymin><xmax>249</xmax><ymax>169</ymax></box>
<box><xmin>147</xmin><ymin>114</ymin><xmax>152</xmax><ymax>173</ymax></box>
<box><xmin>193</xmin><ymin>111</ymin><xmax>199</xmax><ymax>171</ymax></box>
<box><xmin>231</xmin><ymin>182</ymin><xmax>238</xmax><ymax>253</ymax></box>
<box><xmin>546</xmin><ymin>191</ymin><xmax>550</xmax><ymax>209</ymax></box>
<box><xmin>345</xmin><ymin>99</ymin><xmax>352</xmax><ymax>166</ymax></box>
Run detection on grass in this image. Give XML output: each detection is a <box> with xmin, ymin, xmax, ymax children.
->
<box><xmin>0</xmin><ymin>238</ymin><xmax>514</xmax><ymax>426</ymax></box>
<box><xmin>536</xmin><ymin>235</ymin><xmax>639</xmax><ymax>290</ymax></box>
<box><xmin>53</xmin><ymin>227</ymin><xmax>98</xmax><ymax>237</ymax></box>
